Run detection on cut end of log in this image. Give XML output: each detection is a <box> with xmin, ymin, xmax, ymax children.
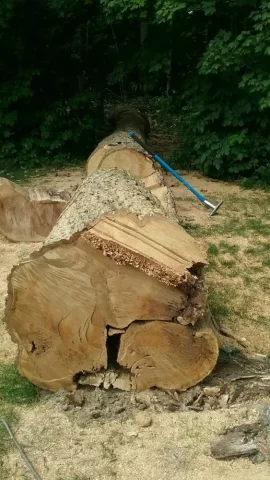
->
<box><xmin>0</xmin><ymin>177</ymin><xmax>71</xmax><ymax>242</ymax></box>
<box><xmin>109</xmin><ymin>105</ymin><xmax>151</xmax><ymax>138</ymax></box>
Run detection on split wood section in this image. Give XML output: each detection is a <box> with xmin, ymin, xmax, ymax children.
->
<box><xmin>4</xmin><ymin>169</ymin><xmax>218</xmax><ymax>391</ymax></box>
<box><xmin>0</xmin><ymin>177</ymin><xmax>71</xmax><ymax>242</ymax></box>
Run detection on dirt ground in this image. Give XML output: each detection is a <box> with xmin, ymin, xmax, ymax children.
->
<box><xmin>1</xmin><ymin>168</ymin><xmax>270</xmax><ymax>480</ymax></box>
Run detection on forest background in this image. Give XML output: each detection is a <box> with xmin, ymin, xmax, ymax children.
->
<box><xmin>1</xmin><ymin>0</ymin><xmax>269</xmax><ymax>187</ymax></box>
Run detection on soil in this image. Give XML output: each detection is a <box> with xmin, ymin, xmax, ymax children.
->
<box><xmin>1</xmin><ymin>167</ymin><xmax>270</xmax><ymax>480</ymax></box>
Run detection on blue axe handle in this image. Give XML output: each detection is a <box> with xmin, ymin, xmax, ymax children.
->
<box><xmin>128</xmin><ymin>131</ymin><xmax>205</xmax><ymax>203</ymax></box>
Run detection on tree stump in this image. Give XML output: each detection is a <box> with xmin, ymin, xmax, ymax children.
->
<box><xmin>0</xmin><ymin>177</ymin><xmax>71</xmax><ymax>242</ymax></box>
<box><xmin>86</xmin><ymin>106</ymin><xmax>176</xmax><ymax>217</ymax></box>
<box><xmin>4</xmin><ymin>168</ymin><xmax>218</xmax><ymax>391</ymax></box>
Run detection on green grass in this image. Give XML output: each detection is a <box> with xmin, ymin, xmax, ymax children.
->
<box><xmin>207</xmin><ymin>243</ymin><xmax>219</xmax><ymax>256</ymax></box>
<box><xmin>262</xmin><ymin>257</ymin><xmax>270</xmax><ymax>267</ymax></box>
<box><xmin>0</xmin><ymin>364</ymin><xmax>39</xmax><ymax>405</ymax></box>
<box><xmin>256</xmin><ymin>315</ymin><xmax>270</xmax><ymax>326</ymax></box>
<box><xmin>207</xmin><ymin>218</ymin><xmax>270</xmax><ymax>237</ymax></box>
<box><xmin>181</xmin><ymin>207</ymin><xmax>270</xmax><ymax>240</ymax></box>
<box><xmin>227</xmin><ymin>267</ymin><xmax>241</xmax><ymax>278</ymax></box>
<box><xmin>207</xmin><ymin>286</ymin><xmax>231</xmax><ymax>323</ymax></box>
<box><xmin>258</xmin><ymin>277</ymin><xmax>270</xmax><ymax>292</ymax></box>
<box><xmin>180</xmin><ymin>222</ymin><xmax>203</xmax><ymax>235</ymax></box>
<box><xmin>219</xmin><ymin>258</ymin><xmax>236</xmax><ymax>268</ymax></box>
<box><xmin>219</xmin><ymin>241</ymin><xmax>240</xmax><ymax>255</ymax></box>
<box><xmin>242</xmin><ymin>274</ymin><xmax>253</xmax><ymax>286</ymax></box>
<box><xmin>0</xmin><ymin>160</ymin><xmax>84</xmax><ymax>184</ymax></box>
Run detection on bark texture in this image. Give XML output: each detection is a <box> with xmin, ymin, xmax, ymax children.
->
<box><xmin>86</xmin><ymin>106</ymin><xmax>176</xmax><ymax>217</ymax></box>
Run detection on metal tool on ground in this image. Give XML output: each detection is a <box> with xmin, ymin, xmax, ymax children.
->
<box><xmin>128</xmin><ymin>131</ymin><xmax>223</xmax><ymax>216</ymax></box>
<box><xmin>0</xmin><ymin>418</ymin><xmax>41</xmax><ymax>480</ymax></box>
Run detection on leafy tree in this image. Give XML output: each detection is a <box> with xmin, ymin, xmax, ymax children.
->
<box><xmin>0</xmin><ymin>0</ymin><xmax>105</xmax><ymax>171</ymax></box>
<box><xmin>0</xmin><ymin>0</ymin><xmax>269</xmax><ymax>185</ymax></box>
<box><xmin>178</xmin><ymin>0</ymin><xmax>270</xmax><ymax>182</ymax></box>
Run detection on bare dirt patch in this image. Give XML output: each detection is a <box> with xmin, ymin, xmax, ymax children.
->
<box><xmin>3</xmin><ymin>394</ymin><xmax>270</xmax><ymax>480</ymax></box>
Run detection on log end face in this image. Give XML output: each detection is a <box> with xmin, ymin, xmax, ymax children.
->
<box><xmin>0</xmin><ymin>178</ymin><xmax>70</xmax><ymax>242</ymax></box>
<box><xmin>117</xmin><ymin>321</ymin><xmax>219</xmax><ymax>391</ymax></box>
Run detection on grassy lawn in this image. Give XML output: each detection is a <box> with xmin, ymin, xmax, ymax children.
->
<box><xmin>177</xmin><ymin>191</ymin><xmax>270</xmax><ymax>351</ymax></box>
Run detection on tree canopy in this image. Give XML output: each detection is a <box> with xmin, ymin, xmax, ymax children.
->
<box><xmin>0</xmin><ymin>0</ymin><xmax>269</xmax><ymax>185</ymax></box>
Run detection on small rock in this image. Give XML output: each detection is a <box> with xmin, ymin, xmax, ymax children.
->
<box><xmin>138</xmin><ymin>403</ymin><xmax>147</xmax><ymax>411</ymax></box>
<box><xmin>135</xmin><ymin>412</ymin><xmax>152</xmax><ymax>428</ymax></box>
<box><xmin>207</xmin><ymin>396</ymin><xmax>218</xmax><ymax>408</ymax></box>
<box><xmin>135</xmin><ymin>392</ymin><xmax>151</xmax><ymax>407</ymax></box>
<box><xmin>126</xmin><ymin>431</ymin><xmax>138</xmax><ymax>438</ymax></box>
<box><xmin>252</xmin><ymin>453</ymin><xmax>265</xmax><ymax>464</ymax></box>
<box><xmin>66</xmin><ymin>390</ymin><xmax>85</xmax><ymax>407</ymax></box>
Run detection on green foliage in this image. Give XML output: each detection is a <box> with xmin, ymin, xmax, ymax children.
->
<box><xmin>0</xmin><ymin>0</ymin><xmax>269</xmax><ymax>183</ymax></box>
<box><xmin>0</xmin><ymin>364</ymin><xmax>39</xmax><ymax>405</ymax></box>
<box><xmin>0</xmin><ymin>0</ymin><xmax>105</xmax><ymax>172</ymax></box>
<box><xmin>177</xmin><ymin>0</ymin><xmax>270</xmax><ymax>184</ymax></box>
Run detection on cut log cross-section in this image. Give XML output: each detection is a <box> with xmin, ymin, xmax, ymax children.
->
<box><xmin>86</xmin><ymin>106</ymin><xmax>176</xmax><ymax>217</ymax></box>
<box><xmin>4</xmin><ymin>168</ymin><xmax>218</xmax><ymax>391</ymax></box>
<box><xmin>0</xmin><ymin>177</ymin><xmax>71</xmax><ymax>242</ymax></box>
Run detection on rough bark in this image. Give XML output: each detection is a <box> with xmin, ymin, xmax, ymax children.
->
<box><xmin>4</xmin><ymin>168</ymin><xmax>218</xmax><ymax>391</ymax></box>
<box><xmin>211</xmin><ymin>407</ymin><xmax>270</xmax><ymax>463</ymax></box>
<box><xmin>0</xmin><ymin>177</ymin><xmax>71</xmax><ymax>242</ymax></box>
<box><xmin>86</xmin><ymin>106</ymin><xmax>176</xmax><ymax>217</ymax></box>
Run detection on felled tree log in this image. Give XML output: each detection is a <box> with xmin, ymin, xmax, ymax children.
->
<box><xmin>0</xmin><ymin>177</ymin><xmax>71</xmax><ymax>242</ymax></box>
<box><xmin>4</xmin><ymin>168</ymin><xmax>218</xmax><ymax>391</ymax></box>
<box><xmin>86</xmin><ymin>106</ymin><xmax>176</xmax><ymax>216</ymax></box>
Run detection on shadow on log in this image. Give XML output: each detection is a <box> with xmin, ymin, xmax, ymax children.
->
<box><xmin>0</xmin><ymin>177</ymin><xmax>71</xmax><ymax>242</ymax></box>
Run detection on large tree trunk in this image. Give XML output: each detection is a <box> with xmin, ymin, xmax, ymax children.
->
<box><xmin>0</xmin><ymin>177</ymin><xmax>71</xmax><ymax>242</ymax></box>
<box><xmin>4</xmin><ymin>168</ymin><xmax>218</xmax><ymax>391</ymax></box>
<box><xmin>86</xmin><ymin>106</ymin><xmax>176</xmax><ymax>217</ymax></box>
